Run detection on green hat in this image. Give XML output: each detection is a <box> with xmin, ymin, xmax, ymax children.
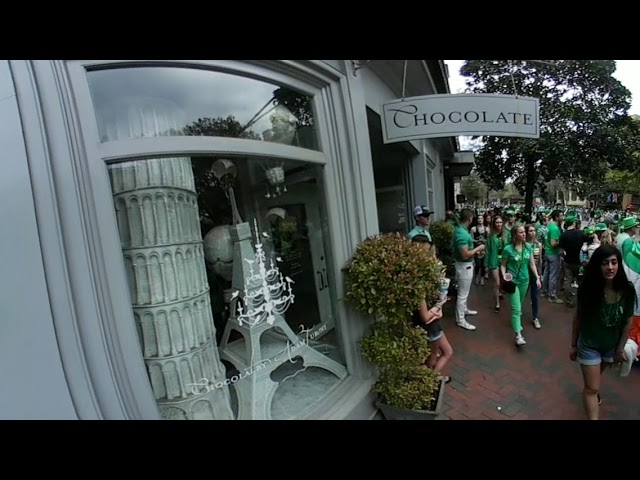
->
<box><xmin>584</xmin><ymin>226</ymin><xmax>595</xmax><ymax>236</ymax></box>
<box><xmin>567</xmin><ymin>210</ymin><xmax>576</xmax><ymax>217</ymax></box>
<box><xmin>620</xmin><ymin>217</ymin><xmax>639</xmax><ymax>231</ymax></box>
<box><xmin>565</xmin><ymin>216</ymin><xmax>578</xmax><ymax>224</ymax></box>
<box><xmin>594</xmin><ymin>223</ymin><xmax>607</xmax><ymax>232</ymax></box>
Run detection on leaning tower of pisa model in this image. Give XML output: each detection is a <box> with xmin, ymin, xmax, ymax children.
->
<box><xmin>105</xmin><ymin>97</ymin><xmax>234</xmax><ymax>420</ymax></box>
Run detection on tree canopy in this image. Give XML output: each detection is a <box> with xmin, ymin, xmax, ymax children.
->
<box><xmin>459</xmin><ymin>60</ymin><xmax>640</xmax><ymax>213</ymax></box>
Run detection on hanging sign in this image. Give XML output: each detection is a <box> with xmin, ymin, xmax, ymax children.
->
<box><xmin>382</xmin><ymin>94</ymin><xmax>540</xmax><ymax>143</ymax></box>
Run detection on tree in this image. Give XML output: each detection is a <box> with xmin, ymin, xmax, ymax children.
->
<box><xmin>459</xmin><ymin>60</ymin><xmax>640</xmax><ymax>214</ymax></box>
<box><xmin>605</xmin><ymin>169</ymin><xmax>640</xmax><ymax>193</ymax></box>
<box><xmin>459</xmin><ymin>171</ymin><xmax>488</xmax><ymax>205</ymax></box>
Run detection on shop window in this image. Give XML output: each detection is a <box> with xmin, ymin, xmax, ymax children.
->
<box><xmin>86</xmin><ymin>66</ymin><xmax>318</xmax><ymax>150</ymax></box>
<box><xmin>107</xmin><ymin>153</ymin><xmax>346</xmax><ymax>420</ymax></box>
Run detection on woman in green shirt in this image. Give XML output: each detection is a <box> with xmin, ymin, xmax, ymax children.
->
<box><xmin>501</xmin><ymin>225</ymin><xmax>541</xmax><ymax>346</ymax></box>
<box><xmin>570</xmin><ymin>244</ymin><xmax>636</xmax><ymax>420</ymax></box>
<box><xmin>485</xmin><ymin>216</ymin><xmax>510</xmax><ymax>314</ymax></box>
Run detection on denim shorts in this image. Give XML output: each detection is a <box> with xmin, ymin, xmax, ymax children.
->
<box><xmin>577</xmin><ymin>336</ymin><xmax>614</xmax><ymax>366</ymax></box>
<box><xmin>413</xmin><ymin>319</ymin><xmax>444</xmax><ymax>342</ymax></box>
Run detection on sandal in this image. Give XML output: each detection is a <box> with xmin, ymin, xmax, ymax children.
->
<box><xmin>494</xmin><ymin>306</ymin><xmax>500</xmax><ymax>313</ymax></box>
<box><xmin>441</xmin><ymin>376</ymin><xmax>452</xmax><ymax>384</ymax></box>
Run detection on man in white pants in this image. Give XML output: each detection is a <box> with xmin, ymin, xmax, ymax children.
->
<box><xmin>453</xmin><ymin>209</ymin><xmax>485</xmax><ymax>331</ymax></box>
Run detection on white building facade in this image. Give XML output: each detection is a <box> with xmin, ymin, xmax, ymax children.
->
<box><xmin>0</xmin><ymin>60</ymin><xmax>460</xmax><ymax>420</ymax></box>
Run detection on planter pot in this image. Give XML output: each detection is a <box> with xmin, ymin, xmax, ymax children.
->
<box><xmin>375</xmin><ymin>379</ymin><xmax>446</xmax><ymax>420</ymax></box>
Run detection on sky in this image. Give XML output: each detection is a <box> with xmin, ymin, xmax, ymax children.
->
<box><xmin>443</xmin><ymin>60</ymin><xmax>640</xmax><ymax>149</ymax></box>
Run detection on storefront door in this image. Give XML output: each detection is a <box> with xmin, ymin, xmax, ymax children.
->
<box><xmin>262</xmin><ymin>184</ymin><xmax>333</xmax><ymax>339</ymax></box>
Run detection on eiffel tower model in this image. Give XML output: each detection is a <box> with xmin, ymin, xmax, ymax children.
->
<box><xmin>218</xmin><ymin>219</ymin><xmax>347</xmax><ymax>420</ymax></box>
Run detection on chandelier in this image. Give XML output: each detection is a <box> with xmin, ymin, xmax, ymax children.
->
<box><xmin>232</xmin><ymin>219</ymin><xmax>295</xmax><ymax>327</ymax></box>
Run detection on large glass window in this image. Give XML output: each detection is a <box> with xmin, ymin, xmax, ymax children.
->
<box><xmin>86</xmin><ymin>66</ymin><xmax>318</xmax><ymax>150</ymax></box>
<box><xmin>107</xmin><ymin>152</ymin><xmax>346</xmax><ymax>420</ymax></box>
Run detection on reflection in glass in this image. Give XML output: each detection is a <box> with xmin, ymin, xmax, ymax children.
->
<box><xmin>86</xmin><ymin>66</ymin><xmax>318</xmax><ymax>150</ymax></box>
<box><xmin>108</xmin><ymin>153</ymin><xmax>346</xmax><ymax>420</ymax></box>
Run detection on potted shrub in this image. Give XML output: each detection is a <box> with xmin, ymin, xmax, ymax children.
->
<box><xmin>344</xmin><ymin>233</ymin><xmax>447</xmax><ymax>419</ymax></box>
<box><xmin>429</xmin><ymin>220</ymin><xmax>456</xmax><ymax>296</ymax></box>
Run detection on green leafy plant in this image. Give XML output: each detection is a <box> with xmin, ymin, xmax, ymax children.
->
<box><xmin>429</xmin><ymin>220</ymin><xmax>454</xmax><ymax>250</ymax></box>
<box><xmin>429</xmin><ymin>220</ymin><xmax>456</xmax><ymax>279</ymax></box>
<box><xmin>344</xmin><ymin>233</ymin><xmax>444</xmax><ymax>410</ymax></box>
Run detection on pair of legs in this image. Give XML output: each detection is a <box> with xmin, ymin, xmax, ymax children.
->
<box><xmin>508</xmin><ymin>281</ymin><xmax>530</xmax><ymax>345</ymax></box>
<box><xmin>490</xmin><ymin>267</ymin><xmax>502</xmax><ymax>312</ymax></box>
<box><xmin>474</xmin><ymin>258</ymin><xmax>486</xmax><ymax>285</ymax></box>
<box><xmin>526</xmin><ymin>271</ymin><xmax>541</xmax><ymax>328</ymax></box>
<box><xmin>577</xmin><ymin>338</ymin><xmax>614</xmax><ymax>420</ymax></box>
<box><xmin>426</xmin><ymin>330</ymin><xmax>454</xmax><ymax>378</ymax></box>
<box><xmin>563</xmin><ymin>263</ymin><xmax>580</xmax><ymax>307</ymax></box>
<box><xmin>541</xmin><ymin>254</ymin><xmax>563</xmax><ymax>303</ymax></box>
<box><xmin>454</xmin><ymin>261</ymin><xmax>477</xmax><ymax>330</ymax></box>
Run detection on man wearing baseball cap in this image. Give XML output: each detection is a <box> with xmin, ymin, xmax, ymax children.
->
<box><xmin>616</xmin><ymin>217</ymin><xmax>639</xmax><ymax>251</ymax></box>
<box><xmin>408</xmin><ymin>205</ymin><xmax>433</xmax><ymax>245</ymax></box>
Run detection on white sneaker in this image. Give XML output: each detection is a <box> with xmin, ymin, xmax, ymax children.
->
<box><xmin>533</xmin><ymin>318</ymin><xmax>541</xmax><ymax>329</ymax></box>
<box><xmin>516</xmin><ymin>333</ymin><xmax>526</xmax><ymax>346</ymax></box>
<box><xmin>571</xmin><ymin>282</ymin><xmax>579</xmax><ymax>289</ymax></box>
<box><xmin>457</xmin><ymin>320</ymin><xmax>477</xmax><ymax>331</ymax></box>
<box><xmin>465</xmin><ymin>309</ymin><xmax>478</xmax><ymax>316</ymax></box>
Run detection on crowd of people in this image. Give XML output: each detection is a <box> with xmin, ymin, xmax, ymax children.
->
<box><xmin>408</xmin><ymin>203</ymin><xmax>640</xmax><ymax>420</ymax></box>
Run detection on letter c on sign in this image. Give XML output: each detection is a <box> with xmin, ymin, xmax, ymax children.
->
<box><xmin>389</xmin><ymin>105</ymin><xmax>418</xmax><ymax>129</ymax></box>
<box><xmin>449</xmin><ymin>112</ymin><xmax>462</xmax><ymax>123</ymax></box>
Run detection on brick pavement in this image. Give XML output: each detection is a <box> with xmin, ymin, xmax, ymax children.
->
<box><xmin>435</xmin><ymin>283</ymin><xmax>640</xmax><ymax>420</ymax></box>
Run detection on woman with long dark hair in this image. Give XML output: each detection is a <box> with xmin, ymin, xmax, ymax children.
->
<box><xmin>570</xmin><ymin>244</ymin><xmax>636</xmax><ymax>420</ymax></box>
<box><xmin>485</xmin><ymin>216</ymin><xmax>510</xmax><ymax>313</ymax></box>
<box><xmin>526</xmin><ymin>224</ymin><xmax>542</xmax><ymax>329</ymax></box>
<box><xmin>471</xmin><ymin>214</ymin><xmax>488</xmax><ymax>286</ymax></box>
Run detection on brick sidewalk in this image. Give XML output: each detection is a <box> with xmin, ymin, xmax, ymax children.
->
<box><xmin>435</xmin><ymin>283</ymin><xmax>640</xmax><ymax>420</ymax></box>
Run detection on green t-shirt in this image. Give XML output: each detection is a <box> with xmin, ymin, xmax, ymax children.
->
<box><xmin>545</xmin><ymin>222</ymin><xmax>561</xmax><ymax>255</ymax></box>
<box><xmin>502</xmin><ymin>243</ymin><xmax>532</xmax><ymax>285</ymax></box>
<box><xmin>580</xmin><ymin>295</ymin><xmax>634</xmax><ymax>351</ymax></box>
<box><xmin>485</xmin><ymin>233</ymin><xmax>509</xmax><ymax>269</ymax></box>
<box><xmin>453</xmin><ymin>225</ymin><xmax>474</xmax><ymax>263</ymax></box>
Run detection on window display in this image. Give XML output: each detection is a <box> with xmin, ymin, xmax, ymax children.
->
<box><xmin>108</xmin><ymin>154</ymin><xmax>347</xmax><ymax>420</ymax></box>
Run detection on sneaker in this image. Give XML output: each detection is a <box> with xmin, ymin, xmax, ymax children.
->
<box><xmin>457</xmin><ymin>320</ymin><xmax>477</xmax><ymax>331</ymax></box>
<box><xmin>540</xmin><ymin>292</ymin><xmax>548</xmax><ymax>298</ymax></box>
<box><xmin>548</xmin><ymin>297</ymin><xmax>564</xmax><ymax>304</ymax></box>
<box><xmin>571</xmin><ymin>282</ymin><xmax>579</xmax><ymax>289</ymax></box>
<box><xmin>533</xmin><ymin>318</ymin><xmax>541</xmax><ymax>329</ymax></box>
<box><xmin>465</xmin><ymin>309</ymin><xmax>478</xmax><ymax>316</ymax></box>
<box><xmin>515</xmin><ymin>333</ymin><xmax>526</xmax><ymax>346</ymax></box>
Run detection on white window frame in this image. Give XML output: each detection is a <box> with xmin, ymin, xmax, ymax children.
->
<box><xmin>12</xmin><ymin>59</ymin><xmax>373</xmax><ymax>419</ymax></box>
<box><xmin>426</xmin><ymin>154</ymin><xmax>436</xmax><ymax>212</ymax></box>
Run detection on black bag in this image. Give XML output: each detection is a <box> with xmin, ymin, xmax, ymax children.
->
<box><xmin>501</xmin><ymin>276</ymin><xmax>516</xmax><ymax>294</ymax></box>
<box><xmin>500</xmin><ymin>246</ymin><xmax>528</xmax><ymax>295</ymax></box>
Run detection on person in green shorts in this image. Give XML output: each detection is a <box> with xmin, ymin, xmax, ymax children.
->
<box><xmin>485</xmin><ymin>215</ymin><xmax>511</xmax><ymax>313</ymax></box>
<box><xmin>570</xmin><ymin>243</ymin><xmax>635</xmax><ymax>420</ymax></box>
<box><xmin>501</xmin><ymin>224</ymin><xmax>542</xmax><ymax>346</ymax></box>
